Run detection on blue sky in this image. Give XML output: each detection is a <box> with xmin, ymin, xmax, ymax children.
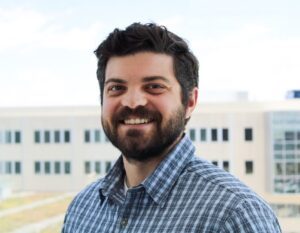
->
<box><xmin>0</xmin><ymin>0</ymin><xmax>299</xmax><ymax>106</ymax></box>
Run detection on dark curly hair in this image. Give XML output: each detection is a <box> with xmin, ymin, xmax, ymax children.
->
<box><xmin>94</xmin><ymin>22</ymin><xmax>199</xmax><ymax>106</ymax></box>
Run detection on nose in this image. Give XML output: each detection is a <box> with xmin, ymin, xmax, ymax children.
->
<box><xmin>121</xmin><ymin>89</ymin><xmax>147</xmax><ymax>109</ymax></box>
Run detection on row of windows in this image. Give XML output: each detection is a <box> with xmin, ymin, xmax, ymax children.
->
<box><xmin>188</xmin><ymin>128</ymin><xmax>253</xmax><ymax>142</ymax></box>
<box><xmin>283</xmin><ymin>131</ymin><xmax>300</xmax><ymax>141</ymax></box>
<box><xmin>0</xmin><ymin>128</ymin><xmax>254</xmax><ymax>145</ymax></box>
<box><xmin>34</xmin><ymin>130</ymin><xmax>71</xmax><ymax>144</ymax></box>
<box><xmin>274</xmin><ymin>143</ymin><xmax>300</xmax><ymax>151</ymax></box>
<box><xmin>275</xmin><ymin>162</ymin><xmax>300</xmax><ymax>176</ymax></box>
<box><xmin>0</xmin><ymin>130</ymin><xmax>21</xmax><ymax>144</ymax></box>
<box><xmin>271</xmin><ymin>204</ymin><xmax>300</xmax><ymax>218</ymax></box>
<box><xmin>0</xmin><ymin>161</ymin><xmax>115</xmax><ymax>175</ymax></box>
<box><xmin>274</xmin><ymin>178</ymin><xmax>300</xmax><ymax>193</ymax></box>
<box><xmin>84</xmin><ymin>129</ymin><xmax>109</xmax><ymax>143</ymax></box>
<box><xmin>0</xmin><ymin>161</ymin><xmax>22</xmax><ymax>174</ymax></box>
<box><xmin>84</xmin><ymin>161</ymin><xmax>112</xmax><ymax>174</ymax></box>
<box><xmin>211</xmin><ymin>160</ymin><xmax>254</xmax><ymax>174</ymax></box>
<box><xmin>0</xmin><ymin>129</ymin><xmax>110</xmax><ymax>144</ymax></box>
<box><xmin>211</xmin><ymin>160</ymin><xmax>230</xmax><ymax>172</ymax></box>
<box><xmin>274</xmin><ymin>153</ymin><xmax>300</xmax><ymax>160</ymax></box>
<box><xmin>33</xmin><ymin>161</ymin><xmax>115</xmax><ymax>175</ymax></box>
<box><xmin>34</xmin><ymin>161</ymin><xmax>71</xmax><ymax>174</ymax></box>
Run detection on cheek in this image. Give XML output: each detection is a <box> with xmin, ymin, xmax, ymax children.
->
<box><xmin>153</xmin><ymin>98</ymin><xmax>180</xmax><ymax>117</ymax></box>
<box><xmin>102</xmin><ymin>100</ymin><xmax>116</xmax><ymax>120</ymax></box>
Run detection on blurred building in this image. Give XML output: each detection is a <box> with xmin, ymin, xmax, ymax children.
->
<box><xmin>0</xmin><ymin>100</ymin><xmax>300</xmax><ymax>232</ymax></box>
<box><xmin>286</xmin><ymin>90</ymin><xmax>300</xmax><ymax>99</ymax></box>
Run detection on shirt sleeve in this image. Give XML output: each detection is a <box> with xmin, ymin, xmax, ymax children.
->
<box><xmin>221</xmin><ymin>199</ymin><xmax>282</xmax><ymax>233</ymax></box>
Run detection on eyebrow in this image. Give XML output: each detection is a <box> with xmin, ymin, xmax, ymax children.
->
<box><xmin>142</xmin><ymin>76</ymin><xmax>171</xmax><ymax>84</ymax></box>
<box><xmin>104</xmin><ymin>78</ymin><xmax>127</xmax><ymax>85</ymax></box>
<box><xmin>104</xmin><ymin>76</ymin><xmax>170</xmax><ymax>85</ymax></box>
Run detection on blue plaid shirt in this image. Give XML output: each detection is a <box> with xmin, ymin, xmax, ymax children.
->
<box><xmin>62</xmin><ymin>135</ymin><xmax>281</xmax><ymax>232</ymax></box>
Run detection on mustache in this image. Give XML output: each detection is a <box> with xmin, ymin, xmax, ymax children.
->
<box><xmin>112</xmin><ymin>106</ymin><xmax>162</xmax><ymax>123</ymax></box>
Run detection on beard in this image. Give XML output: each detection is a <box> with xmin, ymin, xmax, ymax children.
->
<box><xmin>101</xmin><ymin>105</ymin><xmax>186</xmax><ymax>162</ymax></box>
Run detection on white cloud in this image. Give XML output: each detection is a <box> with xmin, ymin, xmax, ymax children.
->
<box><xmin>193</xmin><ymin>23</ymin><xmax>300</xmax><ymax>99</ymax></box>
<box><xmin>0</xmin><ymin>7</ymin><xmax>103</xmax><ymax>51</ymax></box>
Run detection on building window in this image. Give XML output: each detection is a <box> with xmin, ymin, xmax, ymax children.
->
<box><xmin>275</xmin><ymin>163</ymin><xmax>283</xmax><ymax>175</ymax></box>
<box><xmin>45</xmin><ymin>161</ymin><xmax>51</xmax><ymax>174</ymax></box>
<box><xmin>95</xmin><ymin>161</ymin><xmax>101</xmax><ymax>174</ymax></box>
<box><xmin>285</xmin><ymin>144</ymin><xmax>295</xmax><ymax>150</ymax></box>
<box><xmin>15</xmin><ymin>162</ymin><xmax>21</xmax><ymax>174</ymax></box>
<box><xmin>64</xmin><ymin>130</ymin><xmax>70</xmax><ymax>143</ymax></box>
<box><xmin>64</xmin><ymin>161</ymin><xmax>71</xmax><ymax>174</ymax></box>
<box><xmin>285</xmin><ymin>131</ymin><xmax>295</xmax><ymax>141</ymax></box>
<box><xmin>35</xmin><ymin>162</ymin><xmax>41</xmax><ymax>174</ymax></box>
<box><xmin>189</xmin><ymin>129</ymin><xmax>196</xmax><ymax>141</ymax></box>
<box><xmin>223</xmin><ymin>161</ymin><xmax>229</xmax><ymax>172</ymax></box>
<box><xmin>54</xmin><ymin>161</ymin><xmax>61</xmax><ymax>174</ymax></box>
<box><xmin>274</xmin><ymin>143</ymin><xmax>283</xmax><ymax>150</ymax></box>
<box><xmin>15</xmin><ymin>131</ymin><xmax>21</xmax><ymax>144</ymax></box>
<box><xmin>105</xmin><ymin>161</ymin><xmax>112</xmax><ymax>173</ymax></box>
<box><xmin>211</xmin><ymin>128</ymin><xmax>218</xmax><ymax>141</ymax></box>
<box><xmin>245</xmin><ymin>161</ymin><xmax>253</xmax><ymax>174</ymax></box>
<box><xmin>54</xmin><ymin>130</ymin><xmax>60</xmax><ymax>143</ymax></box>
<box><xmin>5</xmin><ymin>131</ymin><xmax>12</xmax><ymax>143</ymax></box>
<box><xmin>212</xmin><ymin>161</ymin><xmax>218</xmax><ymax>166</ymax></box>
<box><xmin>245</xmin><ymin>128</ymin><xmax>253</xmax><ymax>141</ymax></box>
<box><xmin>5</xmin><ymin>162</ymin><xmax>12</xmax><ymax>174</ymax></box>
<box><xmin>84</xmin><ymin>130</ymin><xmax>90</xmax><ymax>143</ymax></box>
<box><xmin>222</xmin><ymin>128</ymin><xmax>229</xmax><ymax>141</ymax></box>
<box><xmin>34</xmin><ymin>131</ymin><xmax>41</xmax><ymax>143</ymax></box>
<box><xmin>85</xmin><ymin>161</ymin><xmax>91</xmax><ymax>174</ymax></box>
<box><xmin>95</xmin><ymin>130</ymin><xmax>101</xmax><ymax>142</ymax></box>
<box><xmin>44</xmin><ymin>131</ymin><xmax>51</xmax><ymax>143</ymax></box>
<box><xmin>200</xmin><ymin>129</ymin><xmax>206</xmax><ymax>141</ymax></box>
<box><xmin>286</xmin><ymin>163</ymin><xmax>296</xmax><ymax>175</ymax></box>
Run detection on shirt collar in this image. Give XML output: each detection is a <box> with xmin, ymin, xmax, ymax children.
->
<box><xmin>142</xmin><ymin>134</ymin><xmax>195</xmax><ymax>207</ymax></box>
<box><xmin>99</xmin><ymin>157</ymin><xmax>125</xmax><ymax>205</ymax></box>
<box><xmin>99</xmin><ymin>134</ymin><xmax>195</xmax><ymax>207</ymax></box>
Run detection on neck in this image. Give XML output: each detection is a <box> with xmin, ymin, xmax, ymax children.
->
<box><xmin>123</xmin><ymin>134</ymin><xmax>183</xmax><ymax>188</ymax></box>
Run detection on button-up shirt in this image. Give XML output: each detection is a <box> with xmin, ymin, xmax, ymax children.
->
<box><xmin>62</xmin><ymin>135</ymin><xmax>281</xmax><ymax>232</ymax></box>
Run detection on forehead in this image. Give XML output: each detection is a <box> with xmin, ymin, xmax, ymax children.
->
<box><xmin>105</xmin><ymin>52</ymin><xmax>176</xmax><ymax>82</ymax></box>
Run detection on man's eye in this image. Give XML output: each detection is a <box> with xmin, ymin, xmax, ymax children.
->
<box><xmin>145</xmin><ymin>84</ymin><xmax>166</xmax><ymax>94</ymax></box>
<box><xmin>107</xmin><ymin>85</ymin><xmax>126</xmax><ymax>95</ymax></box>
<box><xmin>148</xmin><ymin>84</ymin><xmax>164</xmax><ymax>89</ymax></box>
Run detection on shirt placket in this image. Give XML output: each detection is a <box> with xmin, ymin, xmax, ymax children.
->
<box><xmin>115</xmin><ymin>189</ymin><xmax>138</xmax><ymax>233</ymax></box>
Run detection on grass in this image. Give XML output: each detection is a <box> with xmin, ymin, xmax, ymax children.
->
<box><xmin>0</xmin><ymin>193</ymin><xmax>62</xmax><ymax>210</ymax></box>
<box><xmin>41</xmin><ymin>221</ymin><xmax>64</xmax><ymax>233</ymax></box>
<box><xmin>0</xmin><ymin>196</ymin><xmax>72</xmax><ymax>233</ymax></box>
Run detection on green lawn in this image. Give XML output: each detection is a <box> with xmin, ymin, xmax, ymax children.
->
<box><xmin>0</xmin><ymin>196</ymin><xmax>72</xmax><ymax>233</ymax></box>
<box><xmin>0</xmin><ymin>193</ymin><xmax>62</xmax><ymax>210</ymax></box>
<box><xmin>41</xmin><ymin>221</ymin><xmax>64</xmax><ymax>233</ymax></box>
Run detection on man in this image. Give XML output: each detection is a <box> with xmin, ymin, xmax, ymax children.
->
<box><xmin>62</xmin><ymin>23</ymin><xmax>281</xmax><ymax>232</ymax></box>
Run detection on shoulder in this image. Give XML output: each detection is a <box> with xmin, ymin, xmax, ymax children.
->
<box><xmin>180</xmin><ymin>157</ymin><xmax>281</xmax><ymax>232</ymax></box>
<box><xmin>183</xmin><ymin>157</ymin><xmax>257</xmax><ymax>199</ymax></box>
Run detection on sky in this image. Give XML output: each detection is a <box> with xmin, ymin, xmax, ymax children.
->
<box><xmin>0</xmin><ymin>0</ymin><xmax>299</xmax><ymax>107</ymax></box>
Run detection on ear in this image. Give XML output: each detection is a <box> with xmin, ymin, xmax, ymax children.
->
<box><xmin>185</xmin><ymin>87</ymin><xmax>198</xmax><ymax>120</ymax></box>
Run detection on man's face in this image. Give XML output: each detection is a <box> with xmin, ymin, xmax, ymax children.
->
<box><xmin>101</xmin><ymin>52</ymin><xmax>191</xmax><ymax>161</ymax></box>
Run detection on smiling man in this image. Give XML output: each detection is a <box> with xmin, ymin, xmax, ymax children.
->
<box><xmin>62</xmin><ymin>23</ymin><xmax>281</xmax><ymax>232</ymax></box>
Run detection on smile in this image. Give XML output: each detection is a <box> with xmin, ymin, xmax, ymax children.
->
<box><xmin>123</xmin><ymin>118</ymin><xmax>151</xmax><ymax>125</ymax></box>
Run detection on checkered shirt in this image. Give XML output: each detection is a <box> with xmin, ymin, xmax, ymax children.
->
<box><xmin>62</xmin><ymin>135</ymin><xmax>281</xmax><ymax>232</ymax></box>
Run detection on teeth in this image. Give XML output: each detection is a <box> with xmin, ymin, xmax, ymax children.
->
<box><xmin>124</xmin><ymin>118</ymin><xmax>150</xmax><ymax>125</ymax></box>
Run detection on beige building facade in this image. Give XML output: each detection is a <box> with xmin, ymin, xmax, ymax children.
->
<box><xmin>0</xmin><ymin>100</ymin><xmax>300</xmax><ymax>232</ymax></box>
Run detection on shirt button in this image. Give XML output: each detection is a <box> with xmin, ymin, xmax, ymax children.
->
<box><xmin>121</xmin><ymin>218</ymin><xmax>128</xmax><ymax>227</ymax></box>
